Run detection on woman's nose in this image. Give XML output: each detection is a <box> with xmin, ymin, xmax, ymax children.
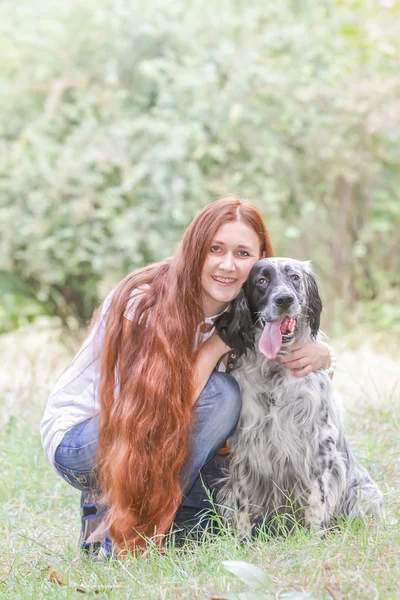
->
<box><xmin>219</xmin><ymin>253</ymin><xmax>236</xmax><ymax>270</ymax></box>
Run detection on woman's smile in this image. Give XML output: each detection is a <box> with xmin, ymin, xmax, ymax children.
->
<box><xmin>211</xmin><ymin>275</ymin><xmax>238</xmax><ymax>286</ymax></box>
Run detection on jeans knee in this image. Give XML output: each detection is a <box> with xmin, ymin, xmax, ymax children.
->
<box><xmin>208</xmin><ymin>372</ymin><xmax>242</xmax><ymax>435</ymax></box>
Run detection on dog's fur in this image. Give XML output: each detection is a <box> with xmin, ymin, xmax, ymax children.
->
<box><xmin>215</xmin><ymin>258</ymin><xmax>383</xmax><ymax>536</ymax></box>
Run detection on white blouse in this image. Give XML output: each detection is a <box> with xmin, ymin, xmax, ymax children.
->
<box><xmin>40</xmin><ymin>288</ymin><xmax>226</xmax><ymax>471</ymax></box>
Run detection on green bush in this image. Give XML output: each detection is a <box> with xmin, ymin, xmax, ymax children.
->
<box><xmin>0</xmin><ymin>0</ymin><xmax>399</xmax><ymax>330</ymax></box>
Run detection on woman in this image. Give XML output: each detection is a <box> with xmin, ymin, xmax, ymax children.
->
<box><xmin>40</xmin><ymin>195</ymin><xmax>331</xmax><ymax>554</ymax></box>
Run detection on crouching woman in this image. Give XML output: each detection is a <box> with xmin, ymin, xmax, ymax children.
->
<box><xmin>40</xmin><ymin>195</ymin><xmax>329</xmax><ymax>554</ymax></box>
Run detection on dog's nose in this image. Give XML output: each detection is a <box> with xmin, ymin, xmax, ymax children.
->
<box><xmin>274</xmin><ymin>294</ymin><xmax>294</xmax><ymax>309</ymax></box>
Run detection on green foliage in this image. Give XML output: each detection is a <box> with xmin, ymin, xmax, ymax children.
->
<box><xmin>0</xmin><ymin>0</ymin><xmax>399</xmax><ymax>328</ymax></box>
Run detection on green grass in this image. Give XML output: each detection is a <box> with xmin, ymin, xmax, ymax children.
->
<box><xmin>0</xmin><ymin>328</ymin><xmax>399</xmax><ymax>599</ymax></box>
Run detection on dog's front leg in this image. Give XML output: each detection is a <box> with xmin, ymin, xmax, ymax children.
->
<box><xmin>233</xmin><ymin>484</ymin><xmax>253</xmax><ymax>539</ymax></box>
<box><xmin>217</xmin><ymin>480</ymin><xmax>253</xmax><ymax>538</ymax></box>
<box><xmin>304</xmin><ymin>477</ymin><xmax>327</xmax><ymax>532</ymax></box>
<box><xmin>217</xmin><ymin>467</ymin><xmax>254</xmax><ymax>538</ymax></box>
<box><xmin>304</xmin><ymin>434</ymin><xmax>334</xmax><ymax>532</ymax></box>
<box><xmin>305</xmin><ymin>422</ymin><xmax>346</xmax><ymax>531</ymax></box>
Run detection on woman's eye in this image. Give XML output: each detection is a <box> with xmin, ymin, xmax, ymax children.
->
<box><xmin>290</xmin><ymin>274</ymin><xmax>300</xmax><ymax>282</ymax></box>
<box><xmin>257</xmin><ymin>277</ymin><xmax>268</xmax><ymax>285</ymax></box>
<box><xmin>210</xmin><ymin>246</ymin><xmax>221</xmax><ymax>253</ymax></box>
<box><xmin>238</xmin><ymin>250</ymin><xmax>250</xmax><ymax>257</ymax></box>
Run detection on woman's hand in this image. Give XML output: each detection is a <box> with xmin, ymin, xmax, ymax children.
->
<box><xmin>277</xmin><ymin>340</ymin><xmax>330</xmax><ymax>378</ymax></box>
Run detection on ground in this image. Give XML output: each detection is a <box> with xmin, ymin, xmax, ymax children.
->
<box><xmin>0</xmin><ymin>321</ymin><xmax>399</xmax><ymax>599</ymax></box>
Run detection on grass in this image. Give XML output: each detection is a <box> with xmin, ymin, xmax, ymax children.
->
<box><xmin>0</xmin><ymin>323</ymin><xmax>399</xmax><ymax>599</ymax></box>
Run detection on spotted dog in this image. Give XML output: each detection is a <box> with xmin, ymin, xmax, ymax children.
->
<box><xmin>215</xmin><ymin>258</ymin><xmax>383</xmax><ymax>536</ymax></box>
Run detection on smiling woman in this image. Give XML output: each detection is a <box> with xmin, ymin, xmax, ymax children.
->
<box><xmin>40</xmin><ymin>195</ymin><xmax>329</xmax><ymax>557</ymax></box>
<box><xmin>201</xmin><ymin>221</ymin><xmax>263</xmax><ymax>317</ymax></box>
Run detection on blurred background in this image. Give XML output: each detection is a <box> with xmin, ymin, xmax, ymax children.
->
<box><xmin>0</xmin><ymin>0</ymin><xmax>399</xmax><ymax>341</ymax></box>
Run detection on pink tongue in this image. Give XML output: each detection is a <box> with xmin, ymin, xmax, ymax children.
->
<box><xmin>258</xmin><ymin>316</ymin><xmax>285</xmax><ymax>360</ymax></box>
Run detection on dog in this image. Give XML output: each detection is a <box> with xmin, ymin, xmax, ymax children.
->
<box><xmin>215</xmin><ymin>257</ymin><xmax>383</xmax><ymax>537</ymax></box>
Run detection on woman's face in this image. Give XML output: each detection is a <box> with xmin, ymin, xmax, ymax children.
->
<box><xmin>201</xmin><ymin>220</ymin><xmax>262</xmax><ymax>317</ymax></box>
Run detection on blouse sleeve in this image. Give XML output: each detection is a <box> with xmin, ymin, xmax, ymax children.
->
<box><xmin>123</xmin><ymin>285</ymin><xmax>150</xmax><ymax>321</ymax></box>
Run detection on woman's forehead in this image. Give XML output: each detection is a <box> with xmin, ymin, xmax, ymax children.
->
<box><xmin>212</xmin><ymin>221</ymin><xmax>260</xmax><ymax>248</ymax></box>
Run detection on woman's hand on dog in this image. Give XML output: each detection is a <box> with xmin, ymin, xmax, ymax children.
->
<box><xmin>278</xmin><ymin>340</ymin><xmax>330</xmax><ymax>378</ymax></box>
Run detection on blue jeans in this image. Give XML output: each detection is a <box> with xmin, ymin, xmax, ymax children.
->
<box><xmin>54</xmin><ymin>372</ymin><xmax>241</xmax><ymax>504</ymax></box>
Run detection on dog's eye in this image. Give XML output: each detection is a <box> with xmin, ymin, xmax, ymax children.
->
<box><xmin>290</xmin><ymin>274</ymin><xmax>300</xmax><ymax>282</ymax></box>
<box><xmin>257</xmin><ymin>277</ymin><xmax>268</xmax><ymax>285</ymax></box>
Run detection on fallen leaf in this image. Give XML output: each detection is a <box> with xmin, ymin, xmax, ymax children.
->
<box><xmin>47</xmin><ymin>567</ymin><xmax>124</xmax><ymax>594</ymax></box>
<box><xmin>48</xmin><ymin>570</ymin><xmax>64</xmax><ymax>585</ymax></box>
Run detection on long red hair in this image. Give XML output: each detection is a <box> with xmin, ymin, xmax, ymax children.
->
<box><xmin>97</xmin><ymin>195</ymin><xmax>274</xmax><ymax>550</ymax></box>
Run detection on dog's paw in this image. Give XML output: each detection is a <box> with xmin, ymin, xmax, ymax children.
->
<box><xmin>236</xmin><ymin>512</ymin><xmax>253</xmax><ymax>540</ymax></box>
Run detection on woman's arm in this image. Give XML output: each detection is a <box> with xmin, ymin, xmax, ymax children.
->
<box><xmin>123</xmin><ymin>320</ymin><xmax>230</xmax><ymax>404</ymax></box>
<box><xmin>192</xmin><ymin>333</ymin><xmax>231</xmax><ymax>404</ymax></box>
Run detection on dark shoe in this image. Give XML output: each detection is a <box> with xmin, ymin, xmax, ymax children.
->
<box><xmin>79</xmin><ymin>491</ymin><xmax>106</xmax><ymax>555</ymax></box>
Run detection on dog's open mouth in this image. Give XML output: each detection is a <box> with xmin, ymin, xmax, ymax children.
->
<box><xmin>259</xmin><ymin>315</ymin><xmax>297</xmax><ymax>360</ymax></box>
<box><xmin>280</xmin><ymin>316</ymin><xmax>296</xmax><ymax>340</ymax></box>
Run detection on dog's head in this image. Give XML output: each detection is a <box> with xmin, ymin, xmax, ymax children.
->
<box><xmin>215</xmin><ymin>257</ymin><xmax>322</xmax><ymax>359</ymax></box>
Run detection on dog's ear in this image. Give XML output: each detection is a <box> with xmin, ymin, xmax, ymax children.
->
<box><xmin>214</xmin><ymin>287</ymin><xmax>254</xmax><ymax>357</ymax></box>
<box><xmin>304</xmin><ymin>270</ymin><xmax>322</xmax><ymax>339</ymax></box>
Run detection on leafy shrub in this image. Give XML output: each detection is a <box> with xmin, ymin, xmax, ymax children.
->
<box><xmin>0</xmin><ymin>0</ymin><xmax>399</xmax><ymax>329</ymax></box>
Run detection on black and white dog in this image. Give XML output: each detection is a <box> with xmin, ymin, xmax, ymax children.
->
<box><xmin>215</xmin><ymin>258</ymin><xmax>383</xmax><ymax>536</ymax></box>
